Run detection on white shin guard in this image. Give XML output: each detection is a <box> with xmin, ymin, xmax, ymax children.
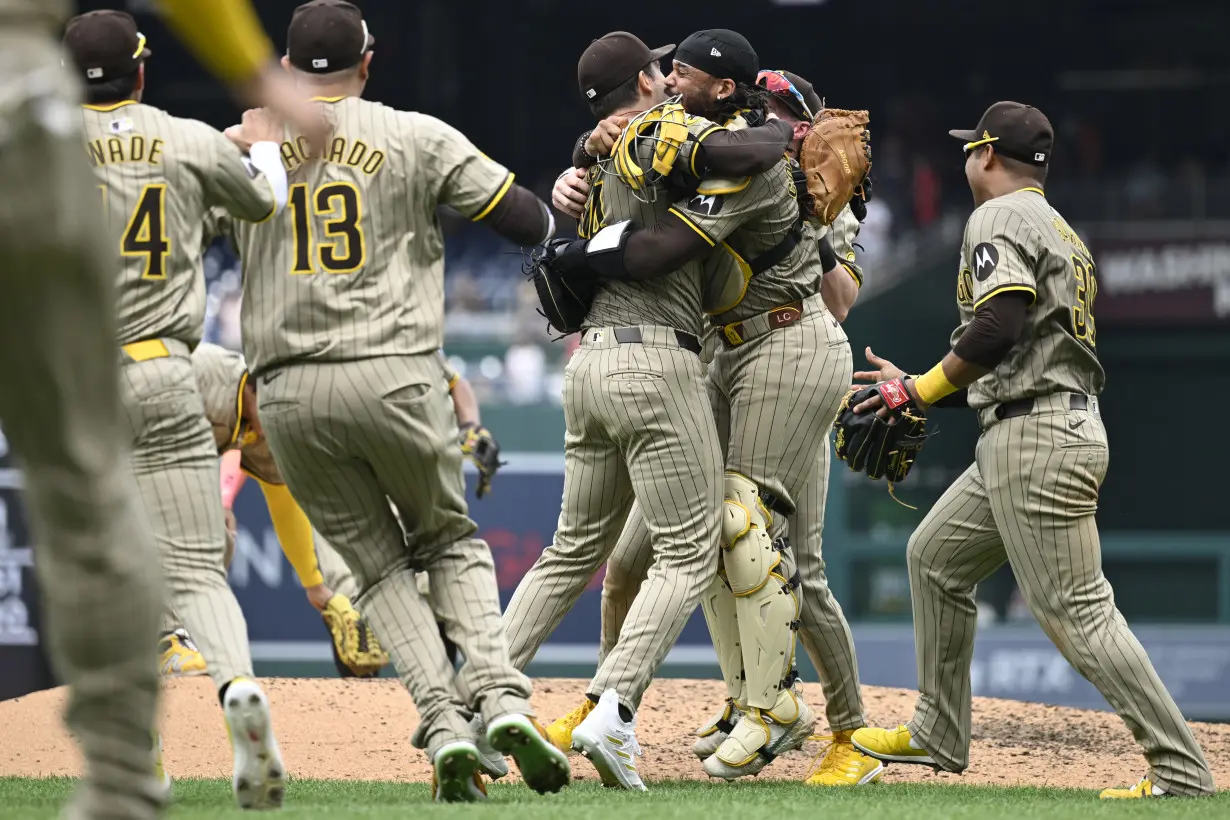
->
<box><xmin>720</xmin><ymin>473</ymin><xmax>800</xmax><ymax>711</ymax></box>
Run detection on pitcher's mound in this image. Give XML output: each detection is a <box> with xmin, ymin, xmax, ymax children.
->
<box><xmin>4</xmin><ymin>677</ymin><xmax>1229</xmax><ymax>789</ymax></box>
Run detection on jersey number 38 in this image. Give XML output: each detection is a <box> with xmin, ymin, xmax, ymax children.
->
<box><xmin>1070</xmin><ymin>253</ymin><xmax>1098</xmax><ymax>349</ymax></box>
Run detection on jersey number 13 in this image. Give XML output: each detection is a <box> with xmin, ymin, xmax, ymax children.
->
<box><xmin>289</xmin><ymin>182</ymin><xmax>367</xmax><ymax>274</ymax></box>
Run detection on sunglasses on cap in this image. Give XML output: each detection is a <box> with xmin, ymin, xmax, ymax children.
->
<box><xmin>757</xmin><ymin>69</ymin><xmax>814</xmax><ymax>121</ymax></box>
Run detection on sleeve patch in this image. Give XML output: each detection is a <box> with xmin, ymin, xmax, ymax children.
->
<box><xmin>685</xmin><ymin>193</ymin><xmax>725</xmax><ymax>216</ymax></box>
<box><xmin>972</xmin><ymin>242</ymin><xmax>1000</xmax><ymax>281</ymax></box>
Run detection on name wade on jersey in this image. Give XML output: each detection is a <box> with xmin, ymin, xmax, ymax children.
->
<box><xmin>280</xmin><ymin>135</ymin><xmax>386</xmax><ymax>176</ymax></box>
<box><xmin>86</xmin><ymin>134</ymin><xmax>165</xmax><ymax>167</ymax></box>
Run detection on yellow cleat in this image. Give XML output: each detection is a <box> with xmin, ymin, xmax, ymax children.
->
<box><xmin>545</xmin><ymin>698</ymin><xmax>595</xmax><ymax>755</ymax></box>
<box><xmin>158</xmin><ymin>629</ymin><xmax>207</xmax><ymax>677</ymax></box>
<box><xmin>805</xmin><ymin>731</ymin><xmax>885</xmax><ymax>786</ymax></box>
<box><xmin>1100</xmin><ymin>777</ymin><xmax>1167</xmax><ymax>799</ymax></box>
<box><xmin>850</xmin><ymin>725</ymin><xmax>937</xmax><ymax>767</ymax></box>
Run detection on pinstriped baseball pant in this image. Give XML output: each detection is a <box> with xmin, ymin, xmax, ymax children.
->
<box><xmin>502</xmin><ymin>329</ymin><xmax>723</xmax><ymax>712</ymax></box>
<box><xmin>601</xmin><ymin>308</ymin><xmax>865</xmax><ymax>728</ymax></box>
<box><xmin>906</xmin><ymin>397</ymin><xmax>1214</xmax><ymax>795</ymax></box>
<box><xmin>255</xmin><ymin>353</ymin><xmax>532</xmax><ymax>758</ymax></box>
<box><xmin>0</xmin><ymin>33</ymin><xmax>165</xmax><ymax>817</ymax></box>
<box><xmin>122</xmin><ymin>346</ymin><xmax>254</xmax><ymax>689</ymax></box>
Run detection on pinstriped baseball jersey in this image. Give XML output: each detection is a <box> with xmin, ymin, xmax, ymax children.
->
<box><xmin>674</xmin><ymin>159</ymin><xmax>812</xmax><ymax>324</ymax></box>
<box><xmin>82</xmin><ymin>101</ymin><xmax>275</xmax><ymax>347</ymax></box>
<box><xmin>581</xmin><ymin>113</ymin><xmax>720</xmax><ymax>336</ymax></box>
<box><xmin>952</xmin><ymin>187</ymin><xmax>1105</xmax><ymax>409</ymax></box>
<box><xmin>235</xmin><ymin>96</ymin><xmax>514</xmax><ymax>375</ymax></box>
<box><xmin>822</xmin><ymin>205</ymin><xmax>864</xmax><ymax>286</ymax></box>
<box><xmin>191</xmin><ymin>342</ymin><xmax>282</xmax><ymax>483</ymax></box>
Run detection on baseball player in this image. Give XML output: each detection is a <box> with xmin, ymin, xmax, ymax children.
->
<box><xmin>225</xmin><ymin>0</ymin><xmax>567</xmax><ymax>803</ymax></box>
<box><xmin>553</xmin><ymin>68</ymin><xmax>881</xmax><ymax>786</ymax></box>
<box><xmin>64</xmin><ymin>9</ymin><xmax>294</xmax><ymax>810</ymax></box>
<box><xmin>4</xmin><ymin>1</ymin><xmax>322</xmax><ymax>816</ymax></box>
<box><xmin>844</xmin><ymin>102</ymin><xmax>1216</xmax><ymax>799</ymax></box>
<box><xmin>168</xmin><ymin>344</ymin><xmax>497</xmax><ymax>676</ymax></box>
<box><xmin>501</xmin><ymin>31</ymin><xmax>745</xmax><ymax>792</ymax></box>
<box><xmin>537</xmin><ymin>31</ymin><xmax>853</xmax><ymax>782</ymax></box>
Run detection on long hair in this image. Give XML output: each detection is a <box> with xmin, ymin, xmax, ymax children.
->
<box><xmin>707</xmin><ymin>81</ymin><xmax>772</xmax><ymax>127</ymax></box>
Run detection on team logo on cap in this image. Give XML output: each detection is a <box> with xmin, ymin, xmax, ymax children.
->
<box><xmin>710</xmin><ymin>47</ymin><xmax>722</xmax><ymax>57</ymax></box>
<box><xmin>972</xmin><ymin>242</ymin><xmax>999</xmax><ymax>282</ymax></box>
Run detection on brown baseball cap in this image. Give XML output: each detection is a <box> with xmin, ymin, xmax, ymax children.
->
<box><xmin>287</xmin><ymin>0</ymin><xmax>375</xmax><ymax>74</ymax></box>
<box><xmin>577</xmin><ymin>32</ymin><xmax>674</xmax><ymax>102</ymax></box>
<box><xmin>950</xmin><ymin>101</ymin><xmax>1054</xmax><ymax>166</ymax></box>
<box><xmin>63</xmin><ymin>10</ymin><xmax>152</xmax><ymax>84</ymax></box>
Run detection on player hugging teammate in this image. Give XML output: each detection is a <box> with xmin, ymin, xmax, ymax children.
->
<box><xmin>518</xmin><ymin>29</ymin><xmax>879</xmax><ymax>788</ymax></box>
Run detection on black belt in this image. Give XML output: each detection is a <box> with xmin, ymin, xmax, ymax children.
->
<box><xmin>611</xmin><ymin>326</ymin><xmax>702</xmax><ymax>355</ymax></box>
<box><xmin>994</xmin><ymin>393</ymin><xmax>1088</xmax><ymax>421</ymax></box>
<box><xmin>747</xmin><ymin>224</ymin><xmax>803</xmax><ymax>275</ymax></box>
<box><xmin>759</xmin><ymin>488</ymin><xmax>794</xmax><ymax>517</ymax></box>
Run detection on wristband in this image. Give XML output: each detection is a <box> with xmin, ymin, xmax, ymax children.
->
<box><xmin>818</xmin><ymin>235</ymin><xmax>838</xmax><ymax>272</ymax></box>
<box><xmin>913</xmin><ymin>363</ymin><xmax>959</xmax><ymax>405</ymax></box>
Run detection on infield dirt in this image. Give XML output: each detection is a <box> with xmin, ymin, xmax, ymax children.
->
<box><xmin>4</xmin><ymin>677</ymin><xmax>1229</xmax><ymax>789</ymax></box>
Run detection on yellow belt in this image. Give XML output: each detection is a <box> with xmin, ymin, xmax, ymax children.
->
<box><xmin>121</xmin><ymin>339</ymin><xmax>171</xmax><ymax>362</ymax></box>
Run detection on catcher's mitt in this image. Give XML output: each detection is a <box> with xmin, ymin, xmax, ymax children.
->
<box><xmin>833</xmin><ymin>378</ymin><xmax>927</xmax><ymax>483</ymax></box>
<box><xmin>460</xmin><ymin>423</ymin><xmax>505</xmax><ymax>499</ymax></box>
<box><xmin>799</xmin><ymin>108</ymin><xmax>872</xmax><ymax>225</ymax></box>
<box><xmin>322</xmin><ymin>594</ymin><xmax>388</xmax><ymax>678</ymax></box>
<box><xmin>524</xmin><ymin>238</ymin><xmax>597</xmax><ymax>336</ymax></box>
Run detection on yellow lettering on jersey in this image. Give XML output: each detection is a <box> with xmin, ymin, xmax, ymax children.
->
<box><xmin>295</xmin><ymin>136</ymin><xmax>312</xmax><ymax>162</ymax></box>
<box><xmin>327</xmin><ymin>137</ymin><xmax>346</xmax><ymax>164</ymax></box>
<box><xmin>130</xmin><ymin>135</ymin><xmax>146</xmax><ymax>162</ymax></box>
<box><xmin>957</xmin><ymin>267</ymin><xmax>975</xmax><ymax>305</ymax></box>
<box><xmin>87</xmin><ymin>139</ymin><xmax>106</xmax><ymax>167</ymax></box>
<box><xmin>107</xmin><ymin>137</ymin><xmax>124</xmax><ymax>164</ymax></box>
<box><xmin>149</xmin><ymin>138</ymin><xmax>164</xmax><ymax>165</ymax></box>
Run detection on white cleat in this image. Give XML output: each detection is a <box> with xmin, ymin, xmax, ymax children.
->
<box><xmin>570</xmin><ymin>689</ymin><xmax>647</xmax><ymax>792</ymax></box>
<box><xmin>693</xmin><ymin>700</ymin><xmax>742</xmax><ymax>760</ymax></box>
<box><xmin>703</xmin><ymin>694</ymin><xmax>816</xmax><ymax>780</ymax></box>
<box><xmin>224</xmin><ymin>678</ymin><xmax>285</xmax><ymax>810</ymax></box>
<box><xmin>469</xmin><ymin>714</ymin><xmax>509</xmax><ymax>780</ymax></box>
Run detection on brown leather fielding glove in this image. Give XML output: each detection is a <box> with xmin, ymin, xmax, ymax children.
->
<box><xmin>799</xmin><ymin>108</ymin><xmax>872</xmax><ymax>225</ymax></box>
<box><xmin>321</xmin><ymin>594</ymin><xmax>388</xmax><ymax>678</ymax></box>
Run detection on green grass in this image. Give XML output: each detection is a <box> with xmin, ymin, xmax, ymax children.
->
<box><xmin>2</xmin><ymin>777</ymin><xmax>1226</xmax><ymax>819</ymax></box>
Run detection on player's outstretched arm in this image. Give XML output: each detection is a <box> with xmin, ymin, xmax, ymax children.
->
<box><xmin>573</xmin><ymin>115</ymin><xmax>792</xmax><ymax>177</ymax></box>
<box><xmin>416</xmin><ymin>114</ymin><xmax>554</xmax><ymax>246</ymax></box>
<box><xmin>851</xmin><ymin>291</ymin><xmax>1032</xmax><ymax>416</ymax></box>
<box><xmin>153</xmin><ymin>0</ymin><xmax>327</xmax><ymax>146</ymax></box>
